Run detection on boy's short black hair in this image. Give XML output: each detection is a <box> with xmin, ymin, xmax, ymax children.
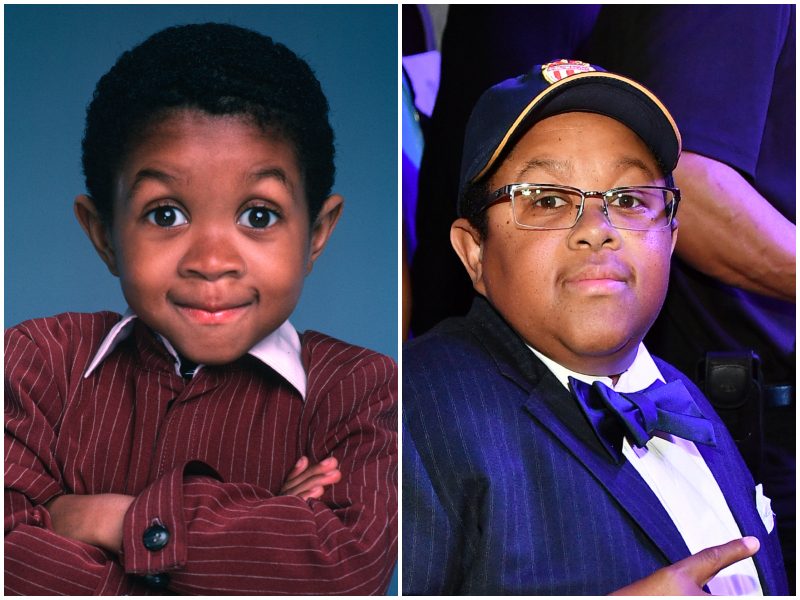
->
<box><xmin>82</xmin><ymin>22</ymin><xmax>335</xmax><ymax>228</ymax></box>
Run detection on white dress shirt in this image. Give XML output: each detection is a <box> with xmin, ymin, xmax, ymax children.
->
<box><xmin>529</xmin><ymin>343</ymin><xmax>764</xmax><ymax>596</ymax></box>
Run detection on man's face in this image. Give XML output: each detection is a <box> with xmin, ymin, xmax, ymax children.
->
<box><xmin>81</xmin><ymin>109</ymin><xmax>341</xmax><ymax>365</ymax></box>
<box><xmin>452</xmin><ymin>112</ymin><xmax>678</xmax><ymax>376</ymax></box>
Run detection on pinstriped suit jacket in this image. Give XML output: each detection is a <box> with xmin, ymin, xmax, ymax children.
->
<box><xmin>402</xmin><ymin>297</ymin><xmax>787</xmax><ymax>595</ymax></box>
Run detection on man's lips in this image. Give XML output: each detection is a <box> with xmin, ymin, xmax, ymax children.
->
<box><xmin>563</xmin><ymin>264</ymin><xmax>631</xmax><ymax>293</ymax></box>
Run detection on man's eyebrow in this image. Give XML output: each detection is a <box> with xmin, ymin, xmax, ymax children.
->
<box><xmin>516</xmin><ymin>158</ymin><xmax>573</xmax><ymax>180</ymax></box>
<box><xmin>615</xmin><ymin>157</ymin><xmax>658</xmax><ymax>180</ymax></box>
<box><xmin>126</xmin><ymin>168</ymin><xmax>181</xmax><ymax>201</ymax></box>
<box><xmin>247</xmin><ymin>167</ymin><xmax>295</xmax><ymax>196</ymax></box>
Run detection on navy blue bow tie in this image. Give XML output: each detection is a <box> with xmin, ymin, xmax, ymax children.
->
<box><xmin>568</xmin><ymin>377</ymin><xmax>717</xmax><ymax>463</ymax></box>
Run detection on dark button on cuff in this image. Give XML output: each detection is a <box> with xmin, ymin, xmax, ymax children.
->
<box><xmin>143</xmin><ymin>573</ymin><xmax>170</xmax><ymax>588</ymax></box>
<box><xmin>142</xmin><ymin>524</ymin><xmax>170</xmax><ymax>551</ymax></box>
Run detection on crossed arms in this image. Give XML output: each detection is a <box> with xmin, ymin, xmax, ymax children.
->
<box><xmin>5</xmin><ymin>318</ymin><xmax>398</xmax><ymax>595</ymax></box>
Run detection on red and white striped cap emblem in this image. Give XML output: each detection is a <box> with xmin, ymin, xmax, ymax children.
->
<box><xmin>541</xmin><ymin>59</ymin><xmax>596</xmax><ymax>84</ymax></box>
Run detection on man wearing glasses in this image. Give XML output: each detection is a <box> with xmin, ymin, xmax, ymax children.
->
<box><xmin>402</xmin><ymin>61</ymin><xmax>788</xmax><ymax>595</ymax></box>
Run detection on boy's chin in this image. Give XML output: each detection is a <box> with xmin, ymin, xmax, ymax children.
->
<box><xmin>158</xmin><ymin>333</ymin><xmax>256</xmax><ymax>366</ymax></box>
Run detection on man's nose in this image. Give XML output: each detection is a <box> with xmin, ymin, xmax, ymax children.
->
<box><xmin>568</xmin><ymin>197</ymin><xmax>621</xmax><ymax>250</ymax></box>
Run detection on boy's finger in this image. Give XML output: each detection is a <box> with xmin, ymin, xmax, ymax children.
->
<box><xmin>298</xmin><ymin>486</ymin><xmax>324</xmax><ymax>501</ymax></box>
<box><xmin>281</xmin><ymin>470</ymin><xmax>342</xmax><ymax>496</ymax></box>
<box><xmin>279</xmin><ymin>458</ymin><xmax>309</xmax><ymax>494</ymax></box>
<box><xmin>284</xmin><ymin>456</ymin><xmax>309</xmax><ymax>483</ymax></box>
<box><xmin>280</xmin><ymin>457</ymin><xmax>339</xmax><ymax>491</ymax></box>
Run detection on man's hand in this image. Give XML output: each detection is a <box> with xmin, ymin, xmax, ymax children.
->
<box><xmin>610</xmin><ymin>537</ymin><xmax>760</xmax><ymax>596</ymax></box>
<box><xmin>280</xmin><ymin>456</ymin><xmax>342</xmax><ymax>501</ymax></box>
<box><xmin>44</xmin><ymin>493</ymin><xmax>135</xmax><ymax>554</ymax></box>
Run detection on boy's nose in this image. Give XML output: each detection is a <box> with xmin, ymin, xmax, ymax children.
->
<box><xmin>178</xmin><ymin>230</ymin><xmax>246</xmax><ymax>280</ymax></box>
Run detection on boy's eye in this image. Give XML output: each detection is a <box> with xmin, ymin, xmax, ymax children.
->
<box><xmin>238</xmin><ymin>207</ymin><xmax>279</xmax><ymax>228</ymax></box>
<box><xmin>147</xmin><ymin>205</ymin><xmax>188</xmax><ymax>227</ymax></box>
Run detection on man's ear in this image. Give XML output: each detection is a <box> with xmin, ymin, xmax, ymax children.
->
<box><xmin>450</xmin><ymin>218</ymin><xmax>487</xmax><ymax>296</ymax></box>
<box><xmin>306</xmin><ymin>194</ymin><xmax>344</xmax><ymax>275</ymax></box>
<box><xmin>74</xmin><ymin>195</ymin><xmax>119</xmax><ymax>277</ymax></box>
<box><xmin>670</xmin><ymin>218</ymin><xmax>679</xmax><ymax>255</ymax></box>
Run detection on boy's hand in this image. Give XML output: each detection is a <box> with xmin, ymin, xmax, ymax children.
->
<box><xmin>44</xmin><ymin>493</ymin><xmax>134</xmax><ymax>554</ymax></box>
<box><xmin>280</xmin><ymin>456</ymin><xmax>342</xmax><ymax>501</ymax></box>
<box><xmin>609</xmin><ymin>537</ymin><xmax>760</xmax><ymax>596</ymax></box>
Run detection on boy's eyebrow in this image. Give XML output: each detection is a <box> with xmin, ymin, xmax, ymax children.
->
<box><xmin>126</xmin><ymin>168</ymin><xmax>181</xmax><ymax>201</ymax></box>
<box><xmin>124</xmin><ymin>166</ymin><xmax>297</xmax><ymax>201</ymax></box>
<box><xmin>247</xmin><ymin>167</ymin><xmax>295</xmax><ymax>196</ymax></box>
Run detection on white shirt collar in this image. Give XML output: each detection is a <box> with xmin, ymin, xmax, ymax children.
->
<box><xmin>527</xmin><ymin>342</ymin><xmax>665</xmax><ymax>393</ymax></box>
<box><xmin>83</xmin><ymin>307</ymin><xmax>307</xmax><ymax>400</ymax></box>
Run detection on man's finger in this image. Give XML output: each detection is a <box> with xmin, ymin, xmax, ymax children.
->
<box><xmin>678</xmin><ymin>537</ymin><xmax>760</xmax><ymax>586</ymax></box>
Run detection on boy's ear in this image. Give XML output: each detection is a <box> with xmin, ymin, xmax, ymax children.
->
<box><xmin>74</xmin><ymin>195</ymin><xmax>120</xmax><ymax>277</ymax></box>
<box><xmin>450</xmin><ymin>218</ymin><xmax>487</xmax><ymax>296</ymax></box>
<box><xmin>306</xmin><ymin>194</ymin><xmax>344</xmax><ymax>275</ymax></box>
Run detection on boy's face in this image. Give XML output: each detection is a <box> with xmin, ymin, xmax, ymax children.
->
<box><xmin>452</xmin><ymin>112</ymin><xmax>678</xmax><ymax>376</ymax></box>
<box><xmin>76</xmin><ymin>109</ymin><xmax>342</xmax><ymax>365</ymax></box>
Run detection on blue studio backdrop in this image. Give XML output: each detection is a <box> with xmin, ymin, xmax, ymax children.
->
<box><xmin>4</xmin><ymin>4</ymin><xmax>398</xmax><ymax>595</ymax></box>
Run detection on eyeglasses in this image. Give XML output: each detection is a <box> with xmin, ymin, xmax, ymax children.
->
<box><xmin>479</xmin><ymin>184</ymin><xmax>681</xmax><ymax>231</ymax></box>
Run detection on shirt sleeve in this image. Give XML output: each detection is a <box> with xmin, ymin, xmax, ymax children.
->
<box><xmin>119</xmin><ymin>351</ymin><xmax>398</xmax><ymax>595</ymax></box>
<box><xmin>4</xmin><ymin>322</ymin><xmax>150</xmax><ymax>596</ymax></box>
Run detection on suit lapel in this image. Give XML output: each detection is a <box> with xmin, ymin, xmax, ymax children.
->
<box><xmin>522</xmin><ymin>382</ymin><xmax>692</xmax><ymax>565</ymax></box>
<box><xmin>464</xmin><ymin>298</ymin><xmax>692</xmax><ymax>565</ymax></box>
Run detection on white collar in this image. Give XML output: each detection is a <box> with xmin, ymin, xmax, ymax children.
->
<box><xmin>527</xmin><ymin>342</ymin><xmax>665</xmax><ymax>393</ymax></box>
<box><xmin>83</xmin><ymin>307</ymin><xmax>307</xmax><ymax>400</ymax></box>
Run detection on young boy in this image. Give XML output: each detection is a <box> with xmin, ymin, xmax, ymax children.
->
<box><xmin>402</xmin><ymin>60</ymin><xmax>787</xmax><ymax>595</ymax></box>
<box><xmin>5</xmin><ymin>23</ymin><xmax>397</xmax><ymax>595</ymax></box>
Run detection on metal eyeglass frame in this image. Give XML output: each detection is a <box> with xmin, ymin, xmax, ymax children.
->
<box><xmin>477</xmin><ymin>183</ymin><xmax>681</xmax><ymax>231</ymax></box>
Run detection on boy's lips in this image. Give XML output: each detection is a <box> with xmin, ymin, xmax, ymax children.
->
<box><xmin>173</xmin><ymin>300</ymin><xmax>253</xmax><ymax>324</ymax></box>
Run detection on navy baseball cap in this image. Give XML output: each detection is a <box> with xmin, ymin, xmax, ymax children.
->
<box><xmin>458</xmin><ymin>60</ymin><xmax>682</xmax><ymax>214</ymax></box>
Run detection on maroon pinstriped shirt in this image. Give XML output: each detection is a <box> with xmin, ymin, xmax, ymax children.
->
<box><xmin>4</xmin><ymin>312</ymin><xmax>397</xmax><ymax>595</ymax></box>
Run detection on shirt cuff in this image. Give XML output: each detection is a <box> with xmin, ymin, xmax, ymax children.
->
<box><xmin>119</xmin><ymin>459</ymin><xmax>222</xmax><ymax>574</ymax></box>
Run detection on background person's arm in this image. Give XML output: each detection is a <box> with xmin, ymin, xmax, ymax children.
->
<box><xmin>672</xmin><ymin>151</ymin><xmax>795</xmax><ymax>302</ymax></box>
